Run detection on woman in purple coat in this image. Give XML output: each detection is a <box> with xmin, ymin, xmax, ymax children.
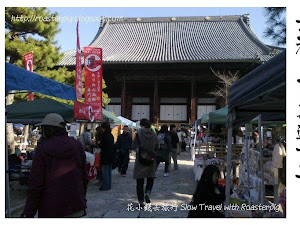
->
<box><xmin>21</xmin><ymin>113</ymin><xmax>88</xmax><ymax>218</ymax></box>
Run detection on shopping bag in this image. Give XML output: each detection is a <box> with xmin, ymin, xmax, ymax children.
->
<box><xmin>86</xmin><ymin>164</ymin><xmax>97</xmax><ymax>180</ymax></box>
<box><xmin>94</xmin><ymin>152</ymin><xmax>101</xmax><ymax>170</ymax></box>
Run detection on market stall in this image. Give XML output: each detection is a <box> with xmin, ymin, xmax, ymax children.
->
<box><xmin>192</xmin><ymin>107</ymin><xmax>234</xmax><ymax>182</ymax></box>
<box><xmin>5</xmin><ymin>63</ymin><xmax>121</xmax><ymax>217</ymax></box>
<box><xmin>225</xmin><ymin>50</ymin><xmax>286</xmax><ymax>217</ymax></box>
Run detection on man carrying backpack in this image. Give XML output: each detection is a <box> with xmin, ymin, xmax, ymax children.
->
<box><xmin>132</xmin><ymin>119</ymin><xmax>159</xmax><ymax>206</ymax></box>
<box><xmin>169</xmin><ymin>124</ymin><xmax>179</xmax><ymax>170</ymax></box>
<box><xmin>156</xmin><ymin>125</ymin><xmax>172</xmax><ymax>177</ymax></box>
<box><xmin>116</xmin><ymin>126</ymin><xmax>132</xmax><ymax>177</ymax></box>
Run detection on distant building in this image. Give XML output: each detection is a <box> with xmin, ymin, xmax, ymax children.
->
<box><xmin>57</xmin><ymin>15</ymin><xmax>281</xmax><ymax>124</ymax></box>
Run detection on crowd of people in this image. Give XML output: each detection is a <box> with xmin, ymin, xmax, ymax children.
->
<box><xmin>20</xmin><ymin>113</ymin><xmax>226</xmax><ymax>218</ymax></box>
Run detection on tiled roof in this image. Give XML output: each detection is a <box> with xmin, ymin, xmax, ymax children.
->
<box><xmin>58</xmin><ymin>15</ymin><xmax>279</xmax><ymax>66</ymax></box>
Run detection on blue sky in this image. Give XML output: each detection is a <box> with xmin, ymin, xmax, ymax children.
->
<box><xmin>48</xmin><ymin>7</ymin><xmax>280</xmax><ymax>53</ymax></box>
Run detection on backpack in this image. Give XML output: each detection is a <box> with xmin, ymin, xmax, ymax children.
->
<box><xmin>136</xmin><ymin>134</ymin><xmax>156</xmax><ymax>166</ymax></box>
<box><xmin>157</xmin><ymin>133</ymin><xmax>168</xmax><ymax>150</ymax></box>
<box><xmin>157</xmin><ymin>133</ymin><xmax>170</xmax><ymax>162</ymax></box>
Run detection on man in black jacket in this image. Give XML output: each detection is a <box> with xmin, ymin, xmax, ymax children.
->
<box><xmin>99</xmin><ymin>122</ymin><xmax>114</xmax><ymax>191</ymax></box>
<box><xmin>116</xmin><ymin>126</ymin><xmax>132</xmax><ymax>177</ymax></box>
<box><xmin>169</xmin><ymin>124</ymin><xmax>179</xmax><ymax>170</ymax></box>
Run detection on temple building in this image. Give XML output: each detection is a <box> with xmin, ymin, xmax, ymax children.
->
<box><xmin>57</xmin><ymin>15</ymin><xmax>281</xmax><ymax>124</ymax></box>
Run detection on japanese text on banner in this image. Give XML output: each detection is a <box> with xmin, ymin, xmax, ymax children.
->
<box><xmin>83</xmin><ymin>47</ymin><xmax>102</xmax><ymax>107</ymax></box>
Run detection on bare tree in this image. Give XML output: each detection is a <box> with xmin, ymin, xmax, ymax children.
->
<box><xmin>209</xmin><ymin>67</ymin><xmax>240</xmax><ymax>105</ymax></box>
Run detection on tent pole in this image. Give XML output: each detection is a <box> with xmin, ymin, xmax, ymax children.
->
<box><xmin>192</xmin><ymin>120</ymin><xmax>197</xmax><ymax>160</ymax></box>
<box><xmin>225</xmin><ymin>125</ymin><xmax>233</xmax><ymax>217</ymax></box>
<box><xmin>258</xmin><ymin>114</ymin><xmax>265</xmax><ymax>204</ymax></box>
<box><xmin>5</xmin><ymin>114</ymin><xmax>11</xmax><ymax>217</ymax></box>
<box><xmin>245</xmin><ymin>124</ymin><xmax>251</xmax><ymax>206</ymax></box>
<box><xmin>206</xmin><ymin>122</ymin><xmax>210</xmax><ymax>155</ymax></box>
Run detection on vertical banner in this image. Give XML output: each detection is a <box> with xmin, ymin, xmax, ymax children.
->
<box><xmin>75</xmin><ymin>20</ymin><xmax>83</xmax><ymax>100</ymax></box>
<box><xmin>83</xmin><ymin>47</ymin><xmax>103</xmax><ymax>119</ymax></box>
<box><xmin>23</xmin><ymin>52</ymin><xmax>34</xmax><ymax>101</ymax></box>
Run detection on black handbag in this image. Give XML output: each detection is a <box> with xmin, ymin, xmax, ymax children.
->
<box><xmin>136</xmin><ymin>134</ymin><xmax>156</xmax><ymax>166</ymax></box>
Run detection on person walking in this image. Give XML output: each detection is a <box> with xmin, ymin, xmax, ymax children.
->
<box><xmin>116</xmin><ymin>125</ymin><xmax>132</xmax><ymax>177</ymax></box>
<box><xmin>94</xmin><ymin>126</ymin><xmax>103</xmax><ymax>186</ymax></box>
<box><xmin>99</xmin><ymin>122</ymin><xmax>114</xmax><ymax>191</ymax></box>
<box><xmin>132</xmin><ymin>118</ymin><xmax>159</xmax><ymax>206</ymax></box>
<box><xmin>169</xmin><ymin>124</ymin><xmax>179</xmax><ymax>170</ymax></box>
<box><xmin>80</xmin><ymin>127</ymin><xmax>93</xmax><ymax>153</ymax></box>
<box><xmin>21</xmin><ymin>113</ymin><xmax>88</xmax><ymax>218</ymax></box>
<box><xmin>181</xmin><ymin>129</ymin><xmax>187</xmax><ymax>152</ymax></box>
<box><xmin>187</xmin><ymin>165</ymin><xmax>225</xmax><ymax>218</ymax></box>
<box><xmin>156</xmin><ymin>125</ymin><xmax>172</xmax><ymax>177</ymax></box>
<box><xmin>177</xmin><ymin>128</ymin><xmax>182</xmax><ymax>154</ymax></box>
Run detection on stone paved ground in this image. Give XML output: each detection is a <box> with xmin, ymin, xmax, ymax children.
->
<box><xmin>10</xmin><ymin>151</ymin><xmax>196</xmax><ymax>218</ymax></box>
<box><xmin>84</xmin><ymin>151</ymin><xmax>196</xmax><ymax>218</ymax></box>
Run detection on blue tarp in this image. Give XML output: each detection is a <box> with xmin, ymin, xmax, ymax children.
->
<box><xmin>5</xmin><ymin>62</ymin><xmax>76</xmax><ymax>101</ymax></box>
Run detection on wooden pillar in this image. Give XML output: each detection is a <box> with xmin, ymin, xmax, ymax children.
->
<box><xmin>121</xmin><ymin>79</ymin><xmax>127</xmax><ymax>117</ymax></box>
<box><xmin>191</xmin><ymin>79</ymin><xmax>197</xmax><ymax>124</ymax></box>
<box><xmin>126</xmin><ymin>95</ymin><xmax>132</xmax><ymax>119</ymax></box>
<box><xmin>153</xmin><ymin>80</ymin><xmax>159</xmax><ymax>124</ymax></box>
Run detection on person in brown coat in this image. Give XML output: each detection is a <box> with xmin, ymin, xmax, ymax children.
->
<box><xmin>21</xmin><ymin>113</ymin><xmax>88</xmax><ymax>218</ymax></box>
<box><xmin>132</xmin><ymin>118</ymin><xmax>159</xmax><ymax>206</ymax></box>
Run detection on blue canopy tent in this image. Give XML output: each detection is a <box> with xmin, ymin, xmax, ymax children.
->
<box><xmin>5</xmin><ymin>62</ymin><xmax>77</xmax><ymax>217</ymax></box>
<box><xmin>5</xmin><ymin>62</ymin><xmax>76</xmax><ymax>100</ymax></box>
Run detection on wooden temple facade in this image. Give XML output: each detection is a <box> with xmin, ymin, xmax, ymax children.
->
<box><xmin>57</xmin><ymin>15</ymin><xmax>280</xmax><ymax>124</ymax></box>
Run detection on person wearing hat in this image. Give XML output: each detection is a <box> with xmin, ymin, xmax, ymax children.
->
<box><xmin>21</xmin><ymin>113</ymin><xmax>88</xmax><ymax>218</ymax></box>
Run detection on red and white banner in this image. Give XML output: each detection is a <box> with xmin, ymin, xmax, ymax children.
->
<box><xmin>23</xmin><ymin>52</ymin><xmax>34</xmax><ymax>101</ymax></box>
<box><xmin>75</xmin><ymin>20</ymin><xmax>83</xmax><ymax>100</ymax></box>
<box><xmin>83</xmin><ymin>47</ymin><xmax>102</xmax><ymax>107</ymax></box>
<box><xmin>74</xmin><ymin>101</ymin><xmax>102</xmax><ymax>122</ymax></box>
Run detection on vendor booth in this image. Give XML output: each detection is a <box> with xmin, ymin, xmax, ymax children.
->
<box><xmin>225</xmin><ymin>50</ymin><xmax>286</xmax><ymax>217</ymax></box>
<box><xmin>192</xmin><ymin>106</ymin><xmax>241</xmax><ymax>184</ymax></box>
<box><xmin>5</xmin><ymin>63</ymin><xmax>121</xmax><ymax>217</ymax></box>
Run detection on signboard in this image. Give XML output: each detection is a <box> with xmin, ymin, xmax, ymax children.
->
<box><xmin>83</xmin><ymin>47</ymin><xmax>102</xmax><ymax>106</ymax></box>
<box><xmin>69</xmin><ymin>123</ymin><xmax>80</xmax><ymax>138</ymax></box>
<box><xmin>74</xmin><ymin>101</ymin><xmax>102</xmax><ymax>122</ymax></box>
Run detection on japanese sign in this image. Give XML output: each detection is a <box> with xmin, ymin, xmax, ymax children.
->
<box><xmin>83</xmin><ymin>47</ymin><xmax>102</xmax><ymax>106</ymax></box>
<box><xmin>23</xmin><ymin>51</ymin><xmax>34</xmax><ymax>101</ymax></box>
